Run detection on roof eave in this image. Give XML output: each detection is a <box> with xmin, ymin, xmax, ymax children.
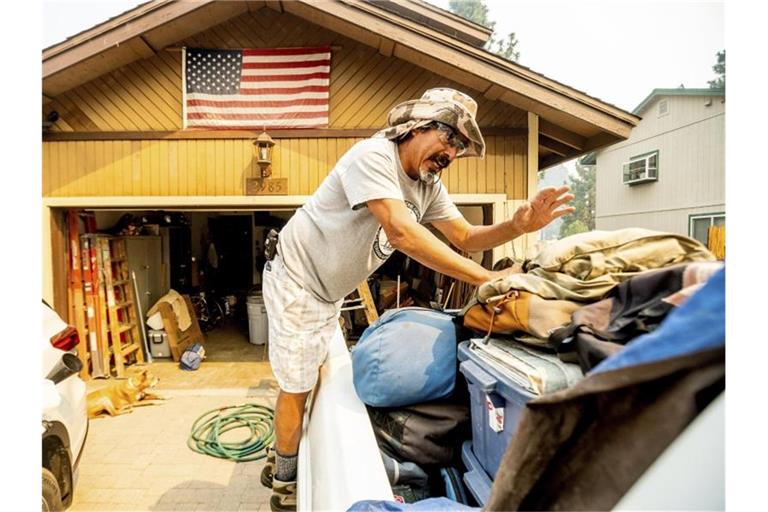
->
<box><xmin>633</xmin><ymin>87</ymin><xmax>726</xmax><ymax>116</ymax></box>
<box><xmin>369</xmin><ymin>0</ymin><xmax>493</xmax><ymax>47</ymax></box>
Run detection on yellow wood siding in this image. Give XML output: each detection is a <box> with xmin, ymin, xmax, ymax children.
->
<box><xmin>43</xmin><ymin>136</ymin><xmax>527</xmax><ymax>198</ymax></box>
<box><xmin>42</xmin><ymin>7</ymin><xmax>529</xmax><ymax>199</ymax></box>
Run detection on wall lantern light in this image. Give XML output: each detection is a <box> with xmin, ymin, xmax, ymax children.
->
<box><xmin>253</xmin><ymin>131</ymin><xmax>276</xmax><ymax>178</ymax></box>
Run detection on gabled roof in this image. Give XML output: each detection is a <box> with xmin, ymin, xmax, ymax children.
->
<box><xmin>633</xmin><ymin>88</ymin><xmax>726</xmax><ymax>116</ymax></box>
<box><xmin>42</xmin><ymin>0</ymin><xmax>640</xmax><ymax>168</ymax></box>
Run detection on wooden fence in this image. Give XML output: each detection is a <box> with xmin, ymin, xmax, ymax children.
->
<box><xmin>708</xmin><ymin>225</ymin><xmax>725</xmax><ymax>260</ymax></box>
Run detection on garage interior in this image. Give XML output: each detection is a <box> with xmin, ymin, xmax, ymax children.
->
<box><xmin>66</xmin><ymin>204</ymin><xmax>490</xmax><ymax>371</ymax></box>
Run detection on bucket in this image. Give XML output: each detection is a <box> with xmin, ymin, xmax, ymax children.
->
<box><xmin>246</xmin><ymin>293</ymin><xmax>269</xmax><ymax>345</ymax></box>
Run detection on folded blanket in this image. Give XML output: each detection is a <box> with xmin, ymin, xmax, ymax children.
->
<box><xmin>478</xmin><ymin>228</ymin><xmax>715</xmax><ymax>303</ymax></box>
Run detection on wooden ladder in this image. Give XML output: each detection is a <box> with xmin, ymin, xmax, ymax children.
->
<box><xmin>340</xmin><ymin>280</ymin><xmax>379</xmax><ymax>326</ymax></box>
<box><xmin>80</xmin><ymin>233</ymin><xmax>109</xmax><ymax>379</ymax></box>
<box><xmin>98</xmin><ymin>236</ymin><xmax>145</xmax><ymax>378</ymax></box>
<box><xmin>66</xmin><ymin>211</ymin><xmax>91</xmax><ymax>380</ymax></box>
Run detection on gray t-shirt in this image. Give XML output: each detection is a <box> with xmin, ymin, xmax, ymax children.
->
<box><xmin>278</xmin><ymin>137</ymin><xmax>461</xmax><ymax>303</ymax></box>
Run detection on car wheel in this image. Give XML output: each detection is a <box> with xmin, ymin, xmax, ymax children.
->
<box><xmin>42</xmin><ymin>468</ymin><xmax>63</xmax><ymax>512</ymax></box>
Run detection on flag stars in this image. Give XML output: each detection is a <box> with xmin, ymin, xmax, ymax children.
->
<box><xmin>185</xmin><ymin>48</ymin><xmax>243</xmax><ymax>94</ymax></box>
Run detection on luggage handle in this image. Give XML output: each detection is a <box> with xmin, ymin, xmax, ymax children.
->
<box><xmin>460</xmin><ymin>360</ymin><xmax>497</xmax><ymax>393</ymax></box>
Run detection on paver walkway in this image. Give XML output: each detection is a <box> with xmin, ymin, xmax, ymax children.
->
<box><xmin>70</xmin><ymin>361</ymin><xmax>278</xmax><ymax>511</ymax></box>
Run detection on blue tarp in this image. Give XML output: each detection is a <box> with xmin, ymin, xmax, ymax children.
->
<box><xmin>347</xmin><ymin>497</ymin><xmax>479</xmax><ymax>512</ymax></box>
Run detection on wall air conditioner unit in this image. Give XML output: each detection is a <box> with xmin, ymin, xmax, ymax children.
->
<box><xmin>622</xmin><ymin>152</ymin><xmax>659</xmax><ymax>185</ymax></box>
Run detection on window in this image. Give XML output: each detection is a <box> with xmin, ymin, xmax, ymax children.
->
<box><xmin>622</xmin><ymin>151</ymin><xmax>659</xmax><ymax>185</ymax></box>
<box><xmin>689</xmin><ymin>213</ymin><xmax>725</xmax><ymax>246</ymax></box>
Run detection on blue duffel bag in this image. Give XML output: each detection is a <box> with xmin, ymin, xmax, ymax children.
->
<box><xmin>351</xmin><ymin>307</ymin><xmax>459</xmax><ymax>408</ymax></box>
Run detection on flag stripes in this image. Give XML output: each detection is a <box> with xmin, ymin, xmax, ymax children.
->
<box><xmin>183</xmin><ymin>46</ymin><xmax>331</xmax><ymax>129</ymax></box>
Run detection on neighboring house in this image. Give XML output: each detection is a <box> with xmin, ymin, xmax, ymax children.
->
<box><xmin>41</xmin><ymin>0</ymin><xmax>638</xmax><ymax>315</ymax></box>
<box><xmin>583</xmin><ymin>88</ymin><xmax>725</xmax><ymax>246</ymax></box>
<box><xmin>537</xmin><ymin>163</ymin><xmax>569</xmax><ymax>241</ymax></box>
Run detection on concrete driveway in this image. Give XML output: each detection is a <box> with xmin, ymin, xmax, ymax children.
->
<box><xmin>70</xmin><ymin>361</ymin><xmax>279</xmax><ymax>511</ymax></box>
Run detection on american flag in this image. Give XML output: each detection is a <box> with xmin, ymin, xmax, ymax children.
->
<box><xmin>182</xmin><ymin>46</ymin><xmax>331</xmax><ymax>129</ymax></box>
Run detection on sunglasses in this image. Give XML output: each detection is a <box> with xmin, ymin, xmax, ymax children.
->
<box><xmin>432</xmin><ymin>121</ymin><xmax>469</xmax><ymax>157</ymax></box>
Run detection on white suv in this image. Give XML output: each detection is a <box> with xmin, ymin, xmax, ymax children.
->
<box><xmin>42</xmin><ymin>303</ymin><xmax>88</xmax><ymax>511</ymax></box>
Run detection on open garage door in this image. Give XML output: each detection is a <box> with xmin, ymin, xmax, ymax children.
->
<box><xmin>43</xmin><ymin>194</ymin><xmax>514</xmax><ymax>366</ymax></box>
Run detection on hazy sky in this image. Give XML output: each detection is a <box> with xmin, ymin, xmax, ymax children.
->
<box><xmin>43</xmin><ymin>0</ymin><xmax>724</xmax><ymax>113</ymax></box>
<box><xmin>43</xmin><ymin>0</ymin><xmax>145</xmax><ymax>48</ymax></box>
<box><xmin>426</xmin><ymin>0</ymin><xmax>724</xmax><ymax>112</ymax></box>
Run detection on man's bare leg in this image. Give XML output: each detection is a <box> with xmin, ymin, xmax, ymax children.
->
<box><xmin>274</xmin><ymin>389</ymin><xmax>311</xmax><ymax>457</ymax></box>
<box><xmin>269</xmin><ymin>389</ymin><xmax>311</xmax><ymax>511</ymax></box>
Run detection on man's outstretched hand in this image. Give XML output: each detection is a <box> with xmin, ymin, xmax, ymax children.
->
<box><xmin>512</xmin><ymin>186</ymin><xmax>575</xmax><ymax>234</ymax></box>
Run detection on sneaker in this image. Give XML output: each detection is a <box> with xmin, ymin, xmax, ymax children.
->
<box><xmin>260</xmin><ymin>445</ymin><xmax>276</xmax><ymax>488</ymax></box>
<box><xmin>270</xmin><ymin>477</ymin><xmax>297</xmax><ymax>512</ymax></box>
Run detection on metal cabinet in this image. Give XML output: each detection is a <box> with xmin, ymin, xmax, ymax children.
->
<box><xmin>124</xmin><ymin>236</ymin><xmax>168</xmax><ymax>321</ymax></box>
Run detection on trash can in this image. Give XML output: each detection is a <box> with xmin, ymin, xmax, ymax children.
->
<box><xmin>246</xmin><ymin>292</ymin><xmax>269</xmax><ymax>345</ymax></box>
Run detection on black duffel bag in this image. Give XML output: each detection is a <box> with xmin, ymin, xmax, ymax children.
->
<box><xmin>368</xmin><ymin>394</ymin><xmax>471</xmax><ymax>468</ymax></box>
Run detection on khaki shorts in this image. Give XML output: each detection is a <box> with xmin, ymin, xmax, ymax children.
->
<box><xmin>262</xmin><ymin>254</ymin><xmax>342</xmax><ymax>393</ymax></box>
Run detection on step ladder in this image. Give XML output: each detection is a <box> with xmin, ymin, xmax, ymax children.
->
<box><xmin>98</xmin><ymin>236</ymin><xmax>145</xmax><ymax>378</ymax></box>
<box><xmin>80</xmin><ymin>233</ymin><xmax>108</xmax><ymax>378</ymax></box>
<box><xmin>340</xmin><ymin>280</ymin><xmax>379</xmax><ymax>335</ymax></box>
<box><xmin>66</xmin><ymin>211</ymin><xmax>92</xmax><ymax>380</ymax></box>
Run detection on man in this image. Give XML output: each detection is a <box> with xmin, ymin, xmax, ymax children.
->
<box><xmin>261</xmin><ymin>88</ymin><xmax>574</xmax><ymax>511</ymax></box>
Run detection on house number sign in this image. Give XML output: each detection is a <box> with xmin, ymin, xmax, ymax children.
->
<box><xmin>246</xmin><ymin>177</ymin><xmax>288</xmax><ymax>195</ymax></box>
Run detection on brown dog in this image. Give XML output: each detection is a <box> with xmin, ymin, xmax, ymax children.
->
<box><xmin>86</xmin><ymin>369</ymin><xmax>164</xmax><ymax>418</ymax></box>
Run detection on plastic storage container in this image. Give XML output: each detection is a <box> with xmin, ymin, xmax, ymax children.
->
<box><xmin>246</xmin><ymin>292</ymin><xmax>269</xmax><ymax>345</ymax></box>
<box><xmin>461</xmin><ymin>440</ymin><xmax>492</xmax><ymax>507</ymax></box>
<box><xmin>458</xmin><ymin>340</ymin><xmax>536</xmax><ymax>479</ymax></box>
<box><xmin>148</xmin><ymin>329</ymin><xmax>171</xmax><ymax>358</ymax></box>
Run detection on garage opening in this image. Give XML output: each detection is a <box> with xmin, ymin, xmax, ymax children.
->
<box><xmin>48</xmin><ymin>200</ymin><xmax>496</xmax><ymax>374</ymax></box>
<box><xmin>81</xmin><ymin>208</ymin><xmax>293</xmax><ymax>364</ymax></box>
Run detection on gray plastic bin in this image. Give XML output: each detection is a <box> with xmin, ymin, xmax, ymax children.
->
<box><xmin>246</xmin><ymin>293</ymin><xmax>268</xmax><ymax>345</ymax></box>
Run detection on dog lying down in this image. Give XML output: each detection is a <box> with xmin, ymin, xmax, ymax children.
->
<box><xmin>87</xmin><ymin>369</ymin><xmax>165</xmax><ymax>418</ymax></box>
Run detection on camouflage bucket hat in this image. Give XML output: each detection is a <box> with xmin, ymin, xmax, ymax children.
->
<box><xmin>374</xmin><ymin>88</ymin><xmax>486</xmax><ymax>158</ymax></box>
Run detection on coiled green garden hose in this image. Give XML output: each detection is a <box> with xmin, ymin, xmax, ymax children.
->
<box><xmin>188</xmin><ymin>403</ymin><xmax>275</xmax><ymax>462</ymax></box>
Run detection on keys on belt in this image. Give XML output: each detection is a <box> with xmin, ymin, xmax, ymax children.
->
<box><xmin>264</xmin><ymin>229</ymin><xmax>279</xmax><ymax>261</ymax></box>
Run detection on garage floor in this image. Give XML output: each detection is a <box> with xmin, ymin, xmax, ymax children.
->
<box><xmin>70</xmin><ymin>321</ymin><xmax>279</xmax><ymax>511</ymax></box>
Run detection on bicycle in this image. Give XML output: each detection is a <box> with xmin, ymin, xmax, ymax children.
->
<box><xmin>189</xmin><ymin>291</ymin><xmax>224</xmax><ymax>332</ymax></box>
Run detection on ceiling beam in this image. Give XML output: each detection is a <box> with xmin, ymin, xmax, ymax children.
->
<box><xmin>539</xmin><ymin>135</ymin><xmax>576</xmax><ymax>158</ymax></box>
<box><xmin>539</xmin><ymin>119</ymin><xmax>586</xmax><ymax>151</ymax></box>
<box><xmin>483</xmin><ymin>84</ymin><xmax>505</xmax><ymax>102</ymax></box>
<box><xmin>131</xmin><ymin>36</ymin><xmax>157</xmax><ymax>58</ymax></box>
<box><xmin>378</xmin><ymin>37</ymin><xmax>394</xmax><ymax>57</ymax></box>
